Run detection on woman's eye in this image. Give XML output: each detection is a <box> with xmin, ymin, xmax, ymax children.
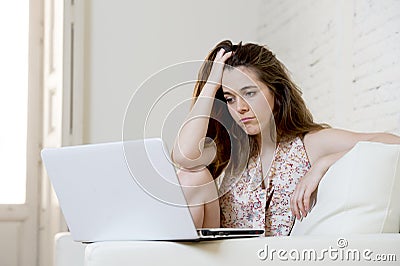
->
<box><xmin>225</xmin><ymin>97</ymin><xmax>234</xmax><ymax>104</ymax></box>
<box><xmin>245</xmin><ymin>91</ymin><xmax>256</xmax><ymax>97</ymax></box>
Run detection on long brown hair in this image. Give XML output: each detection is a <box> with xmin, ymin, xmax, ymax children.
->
<box><xmin>193</xmin><ymin>40</ymin><xmax>329</xmax><ymax>179</ymax></box>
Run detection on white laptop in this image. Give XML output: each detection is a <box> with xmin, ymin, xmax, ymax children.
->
<box><xmin>41</xmin><ymin>138</ymin><xmax>264</xmax><ymax>242</ymax></box>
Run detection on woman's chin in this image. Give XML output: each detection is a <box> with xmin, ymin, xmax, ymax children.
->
<box><xmin>240</xmin><ymin>125</ymin><xmax>261</xmax><ymax>136</ymax></box>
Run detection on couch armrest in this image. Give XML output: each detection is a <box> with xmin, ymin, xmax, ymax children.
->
<box><xmin>85</xmin><ymin>234</ymin><xmax>400</xmax><ymax>266</ymax></box>
<box><xmin>54</xmin><ymin>232</ymin><xmax>87</xmax><ymax>266</ymax></box>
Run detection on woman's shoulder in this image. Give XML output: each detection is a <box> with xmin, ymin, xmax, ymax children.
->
<box><xmin>303</xmin><ymin>127</ymin><xmax>370</xmax><ymax>148</ymax></box>
<box><xmin>302</xmin><ymin>128</ymin><xmax>343</xmax><ymax>165</ymax></box>
<box><xmin>303</xmin><ymin>128</ymin><xmax>332</xmax><ymax>143</ymax></box>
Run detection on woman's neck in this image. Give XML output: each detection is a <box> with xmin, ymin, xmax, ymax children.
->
<box><xmin>256</xmin><ymin>133</ymin><xmax>277</xmax><ymax>157</ymax></box>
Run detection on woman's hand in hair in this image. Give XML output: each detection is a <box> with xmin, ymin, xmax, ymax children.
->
<box><xmin>207</xmin><ymin>48</ymin><xmax>233</xmax><ymax>89</ymax></box>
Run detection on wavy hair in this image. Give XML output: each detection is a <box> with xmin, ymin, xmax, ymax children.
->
<box><xmin>193</xmin><ymin>40</ymin><xmax>329</xmax><ymax>179</ymax></box>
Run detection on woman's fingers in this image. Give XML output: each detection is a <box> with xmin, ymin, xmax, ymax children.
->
<box><xmin>291</xmin><ymin>178</ymin><xmax>319</xmax><ymax>220</ymax></box>
<box><xmin>215</xmin><ymin>48</ymin><xmax>233</xmax><ymax>62</ymax></box>
<box><xmin>303</xmin><ymin>188</ymin><xmax>312</xmax><ymax>213</ymax></box>
<box><xmin>214</xmin><ymin>48</ymin><xmax>225</xmax><ymax>59</ymax></box>
<box><xmin>291</xmin><ymin>184</ymin><xmax>309</xmax><ymax>220</ymax></box>
<box><xmin>297</xmin><ymin>187</ymin><xmax>307</xmax><ymax>218</ymax></box>
<box><xmin>290</xmin><ymin>188</ymin><xmax>301</xmax><ymax>220</ymax></box>
<box><xmin>299</xmin><ymin>184</ymin><xmax>310</xmax><ymax>218</ymax></box>
<box><xmin>213</xmin><ymin>48</ymin><xmax>225</xmax><ymax>61</ymax></box>
<box><xmin>221</xmin><ymin>50</ymin><xmax>233</xmax><ymax>61</ymax></box>
<box><xmin>207</xmin><ymin>49</ymin><xmax>233</xmax><ymax>86</ymax></box>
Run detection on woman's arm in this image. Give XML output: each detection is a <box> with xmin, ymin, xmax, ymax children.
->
<box><xmin>172</xmin><ymin>84</ymin><xmax>218</xmax><ymax>168</ymax></box>
<box><xmin>290</xmin><ymin>149</ymin><xmax>349</xmax><ymax>220</ymax></box>
<box><xmin>291</xmin><ymin>128</ymin><xmax>400</xmax><ymax>220</ymax></box>
<box><xmin>303</xmin><ymin>128</ymin><xmax>400</xmax><ymax>165</ymax></box>
<box><xmin>172</xmin><ymin>49</ymin><xmax>233</xmax><ymax>169</ymax></box>
<box><xmin>367</xmin><ymin>132</ymin><xmax>400</xmax><ymax>143</ymax></box>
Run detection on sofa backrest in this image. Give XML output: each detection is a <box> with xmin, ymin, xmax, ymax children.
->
<box><xmin>291</xmin><ymin>141</ymin><xmax>400</xmax><ymax>235</ymax></box>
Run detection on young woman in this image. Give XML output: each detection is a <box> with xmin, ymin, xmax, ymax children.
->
<box><xmin>172</xmin><ymin>40</ymin><xmax>400</xmax><ymax>236</ymax></box>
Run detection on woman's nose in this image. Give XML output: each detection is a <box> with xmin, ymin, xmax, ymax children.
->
<box><xmin>236</xmin><ymin>97</ymin><xmax>249</xmax><ymax>113</ymax></box>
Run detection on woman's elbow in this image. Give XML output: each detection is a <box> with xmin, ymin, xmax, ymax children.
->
<box><xmin>171</xmin><ymin>149</ymin><xmax>202</xmax><ymax>169</ymax></box>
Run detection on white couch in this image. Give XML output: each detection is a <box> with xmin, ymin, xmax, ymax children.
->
<box><xmin>56</xmin><ymin>233</ymin><xmax>400</xmax><ymax>265</ymax></box>
<box><xmin>55</xmin><ymin>142</ymin><xmax>400</xmax><ymax>266</ymax></box>
<box><xmin>54</xmin><ymin>232</ymin><xmax>86</xmax><ymax>266</ymax></box>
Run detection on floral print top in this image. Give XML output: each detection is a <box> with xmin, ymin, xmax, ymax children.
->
<box><xmin>218</xmin><ymin>136</ymin><xmax>311</xmax><ymax>236</ymax></box>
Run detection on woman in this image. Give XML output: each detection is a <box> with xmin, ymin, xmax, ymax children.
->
<box><xmin>172</xmin><ymin>40</ymin><xmax>400</xmax><ymax>236</ymax></box>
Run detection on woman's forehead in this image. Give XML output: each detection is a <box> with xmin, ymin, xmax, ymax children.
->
<box><xmin>222</xmin><ymin>67</ymin><xmax>264</xmax><ymax>92</ymax></box>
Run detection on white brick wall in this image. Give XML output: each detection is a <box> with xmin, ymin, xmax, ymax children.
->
<box><xmin>257</xmin><ymin>0</ymin><xmax>400</xmax><ymax>135</ymax></box>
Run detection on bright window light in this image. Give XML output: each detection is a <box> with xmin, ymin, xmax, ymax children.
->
<box><xmin>0</xmin><ymin>1</ymin><xmax>29</xmax><ymax>204</ymax></box>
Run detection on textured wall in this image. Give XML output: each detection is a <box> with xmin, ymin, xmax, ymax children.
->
<box><xmin>83</xmin><ymin>0</ymin><xmax>260</xmax><ymax>143</ymax></box>
<box><xmin>257</xmin><ymin>0</ymin><xmax>400</xmax><ymax>134</ymax></box>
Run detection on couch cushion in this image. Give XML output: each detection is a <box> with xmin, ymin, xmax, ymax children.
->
<box><xmin>290</xmin><ymin>141</ymin><xmax>400</xmax><ymax>235</ymax></box>
<box><xmin>84</xmin><ymin>234</ymin><xmax>400</xmax><ymax>266</ymax></box>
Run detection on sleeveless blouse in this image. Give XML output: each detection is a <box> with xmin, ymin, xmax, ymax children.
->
<box><xmin>219</xmin><ymin>137</ymin><xmax>311</xmax><ymax>236</ymax></box>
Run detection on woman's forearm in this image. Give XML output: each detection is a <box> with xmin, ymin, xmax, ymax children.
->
<box><xmin>310</xmin><ymin>133</ymin><xmax>399</xmax><ymax>182</ymax></box>
<box><xmin>314</xmin><ymin>150</ymin><xmax>350</xmax><ymax>178</ymax></box>
<box><xmin>368</xmin><ymin>132</ymin><xmax>400</xmax><ymax>144</ymax></box>
<box><xmin>172</xmin><ymin>84</ymin><xmax>218</xmax><ymax>166</ymax></box>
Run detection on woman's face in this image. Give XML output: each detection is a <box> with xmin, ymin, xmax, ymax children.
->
<box><xmin>221</xmin><ymin>66</ymin><xmax>274</xmax><ymax>136</ymax></box>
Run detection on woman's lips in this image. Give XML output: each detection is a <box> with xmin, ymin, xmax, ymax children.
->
<box><xmin>240</xmin><ymin>117</ymin><xmax>255</xmax><ymax>123</ymax></box>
